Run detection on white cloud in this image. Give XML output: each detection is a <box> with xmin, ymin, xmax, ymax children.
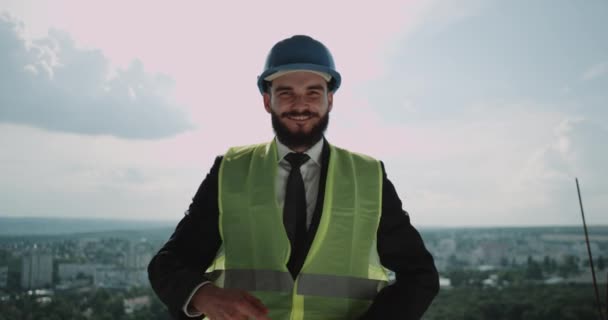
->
<box><xmin>582</xmin><ymin>61</ymin><xmax>608</xmax><ymax>81</ymax></box>
<box><xmin>0</xmin><ymin>13</ymin><xmax>193</xmax><ymax>139</ymax></box>
<box><xmin>0</xmin><ymin>123</ymin><xmax>212</xmax><ymax>220</ymax></box>
<box><xmin>367</xmin><ymin>102</ymin><xmax>608</xmax><ymax>227</ymax></box>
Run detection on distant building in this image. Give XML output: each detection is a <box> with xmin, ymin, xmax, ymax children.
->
<box><xmin>21</xmin><ymin>253</ymin><xmax>53</xmax><ymax>289</ymax></box>
<box><xmin>55</xmin><ymin>278</ymin><xmax>91</xmax><ymax>291</ymax></box>
<box><xmin>57</xmin><ymin>263</ymin><xmax>104</xmax><ymax>281</ymax></box>
<box><xmin>0</xmin><ymin>266</ymin><xmax>8</xmax><ymax>288</ymax></box>
<box><xmin>124</xmin><ymin>296</ymin><xmax>150</xmax><ymax>314</ymax></box>
<box><xmin>544</xmin><ymin>276</ymin><xmax>564</xmax><ymax>285</ymax></box>
<box><xmin>482</xmin><ymin>274</ymin><xmax>499</xmax><ymax>287</ymax></box>
<box><xmin>126</xmin><ymin>269</ymin><xmax>149</xmax><ymax>287</ymax></box>
<box><xmin>94</xmin><ymin>266</ymin><xmax>127</xmax><ymax>288</ymax></box>
<box><xmin>477</xmin><ymin>265</ymin><xmax>497</xmax><ymax>272</ymax></box>
<box><xmin>470</xmin><ymin>242</ymin><xmax>508</xmax><ymax>266</ymax></box>
<box><xmin>93</xmin><ymin>266</ymin><xmax>149</xmax><ymax>289</ymax></box>
<box><xmin>439</xmin><ymin>277</ymin><xmax>452</xmax><ymax>288</ymax></box>
<box><xmin>26</xmin><ymin>289</ymin><xmax>54</xmax><ymax>305</ymax></box>
<box><xmin>125</xmin><ymin>242</ymin><xmax>153</xmax><ymax>269</ymax></box>
<box><xmin>135</xmin><ymin>252</ymin><xmax>152</xmax><ymax>269</ymax></box>
<box><xmin>567</xmin><ymin>271</ymin><xmax>607</xmax><ymax>284</ymax></box>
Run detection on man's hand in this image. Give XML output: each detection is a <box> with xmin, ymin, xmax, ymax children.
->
<box><xmin>190</xmin><ymin>284</ymin><xmax>271</xmax><ymax>320</ymax></box>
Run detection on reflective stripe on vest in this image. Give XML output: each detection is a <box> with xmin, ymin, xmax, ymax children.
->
<box><xmin>297</xmin><ymin>273</ymin><xmax>384</xmax><ymax>300</ymax></box>
<box><xmin>209</xmin><ymin>269</ymin><xmax>386</xmax><ymax>300</ymax></box>
<box><xmin>215</xmin><ymin>140</ymin><xmax>388</xmax><ymax>320</ymax></box>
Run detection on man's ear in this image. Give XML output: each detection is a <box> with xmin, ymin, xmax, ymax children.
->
<box><xmin>263</xmin><ymin>92</ymin><xmax>272</xmax><ymax>113</ymax></box>
<box><xmin>327</xmin><ymin>92</ymin><xmax>334</xmax><ymax>113</ymax></box>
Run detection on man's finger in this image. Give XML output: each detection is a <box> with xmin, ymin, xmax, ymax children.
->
<box><xmin>242</xmin><ymin>292</ymin><xmax>268</xmax><ymax>314</ymax></box>
<box><xmin>235</xmin><ymin>298</ymin><xmax>271</xmax><ymax>320</ymax></box>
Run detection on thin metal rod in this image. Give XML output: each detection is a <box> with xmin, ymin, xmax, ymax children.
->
<box><xmin>576</xmin><ymin>178</ymin><xmax>604</xmax><ymax>320</ymax></box>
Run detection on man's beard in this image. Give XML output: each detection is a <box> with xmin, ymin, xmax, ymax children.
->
<box><xmin>271</xmin><ymin>110</ymin><xmax>329</xmax><ymax>150</ymax></box>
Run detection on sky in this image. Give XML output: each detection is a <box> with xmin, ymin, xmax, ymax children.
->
<box><xmin>0</xmin><ymin>0</ymin><xmax>606</xmax><ymax>227</ymax></box>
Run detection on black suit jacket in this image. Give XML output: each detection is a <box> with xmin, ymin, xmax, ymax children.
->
<box><xmin>148</xmin><ymin>140</ymin><xmax>439</xmax><ymax>319</ymax></box>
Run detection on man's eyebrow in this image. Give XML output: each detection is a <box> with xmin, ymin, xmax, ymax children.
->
<box><xmin>274</xmin><ymin>85</ymin><xmax>293</xmax><ymax>92</ymax></box>
<box><xmin>273</xmin><ymin>84</ymin><xmax>326</xmax><ymax>92</ymax></box>
<box><xmin>306</xmin><ymin>84</ymin><xmax>326</xmax><ymax>91</ymax></box>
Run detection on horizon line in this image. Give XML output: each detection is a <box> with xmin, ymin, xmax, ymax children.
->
<box><xmin>1</xmin><ymin>215</ymin><xmax>607</xmax><ymax>229</ymax></box>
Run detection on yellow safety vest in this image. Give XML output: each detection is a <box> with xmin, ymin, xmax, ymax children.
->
<box><xmin>206</xmin><ymin>140</ymin><xmax>388</xmax><ymax>320</ymax></box>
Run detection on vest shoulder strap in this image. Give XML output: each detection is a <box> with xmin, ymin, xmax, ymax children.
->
<box><xmin>224</xmin><ymin>142</ymin><xmax>269</xmax><ymax>161</ymax></box>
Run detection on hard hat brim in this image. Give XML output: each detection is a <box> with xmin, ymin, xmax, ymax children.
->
<box><xmin>257</xmin><ymin>63</ymin><xmax>341</xmax><ymax>94</ymax></box>
<box><xmin>264</xmin><ymin>70</ymin><xmax>332</xmax><ymax>82</ymax></box>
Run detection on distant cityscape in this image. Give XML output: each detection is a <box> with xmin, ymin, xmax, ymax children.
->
<box><xmin>14</xmin><ymin>240</ymin><xmax>152</xmax><ymax>290</ymax></box>
<box><xmin>423</xmin><ymin>227</ymin><xmax>608</xmax><ymax>287</ymax></box>
<box><xmin>0</xmin><ymin>219</ymin><xmax>170</xmax><ymax>318</ymax></box>
<box><xmin>0</xmin><ymin>218</ymin><xmax>606</xmax><ymax>319</ymax></box>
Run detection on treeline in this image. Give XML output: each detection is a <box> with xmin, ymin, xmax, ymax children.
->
<box><xmin>442</xmin><ymin>255</ymin><xmax>606</xmax><ymax>288</ymax></box>
<box><xmin>424</xmin><ymin>284</ymin><xmax>606</xmax><ymax>320</ymax></box>
<box><xmin>0</xmin><ymin>288</ymin><xmax>170</xmax><ymax>320</ymax></box>
<box><xmin>1</xmin><ymin>284</ymin><xmax>605</xmax><ymax>319</ymax></box>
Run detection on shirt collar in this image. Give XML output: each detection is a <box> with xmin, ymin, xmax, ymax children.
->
<box><xmin>276</xmin><ymin>137</ymin><xmax>324</xmax><ymax>167</ymax></box>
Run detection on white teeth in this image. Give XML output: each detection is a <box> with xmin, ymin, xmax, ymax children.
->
<box><xmin>288</xmin><ymin>115</ymin><xmax>311</xmax><ymax>121</ymax></box>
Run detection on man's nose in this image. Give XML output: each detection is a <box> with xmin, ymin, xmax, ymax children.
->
<box><xmin>293</xmin><ymin>94</ymin><xmax>309</xmax><ymax>108</ymax></box>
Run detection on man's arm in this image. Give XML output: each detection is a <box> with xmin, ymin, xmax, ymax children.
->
<box><xmin>148</xmin><ymin>156</ymin><xmax>224</xmax><ymax>319</ymax></box>
<box><xmin>361</xmin><ymin>162</ymin><xmax>440</xmax><ymax>320</ymax></box>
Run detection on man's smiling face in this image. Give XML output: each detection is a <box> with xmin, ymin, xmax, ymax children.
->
<box><xmin>263</xmin><ymin>71</ymin><xmax>333</xmax><ymax>150</ymax></box>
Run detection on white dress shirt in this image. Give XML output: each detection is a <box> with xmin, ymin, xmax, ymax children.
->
<box><xmin>183</xmin><ymin>137</ymin><xmax>325</xmax><ymax>316</ymax></box>
<box><xmin>275</xmin><ymin>137</ymin><xmax>323</xmax><ymax>229</ymax></box>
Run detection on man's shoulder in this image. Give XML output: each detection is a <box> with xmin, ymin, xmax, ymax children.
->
<box><xmin>328</xmin><ymin>143</ymin><xmax>380</xmax><ymax>163</ymax></box>
<box><xmin>223</xmin><ymin>141</ymin><xmax>271</xmax><ymax>160</ymax></box>
<box><xmin>327</xmin><ymin>142</ymin><xmax>386</xmax><ymax>177</ymax></box>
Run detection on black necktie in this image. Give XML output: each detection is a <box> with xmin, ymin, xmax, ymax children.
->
<box><xmin>283</xmin><ymin>152</ymin><xmax>310</xmax><ymax>278</ymax></box>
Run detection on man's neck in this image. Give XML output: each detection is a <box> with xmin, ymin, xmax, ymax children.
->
<box><xmin>277</xmin><ymin>138</ymin><xmax>322</xmax><ymax>153</ymax></box>
<box><xmin>291</xmin><ymin>145</ymin><xmax>310</xmax><ymax>153</ymax></box>
<box><xmin>276</xmin><ymin>136</ymin><xmax>324</xmax><ymax>166</ymax></box>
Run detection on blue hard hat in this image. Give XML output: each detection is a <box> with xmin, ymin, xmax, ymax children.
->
<box><xmin>257</xmin><ymin>35</ymin><xmax>342</xmax><ymax>94</ymax></box>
